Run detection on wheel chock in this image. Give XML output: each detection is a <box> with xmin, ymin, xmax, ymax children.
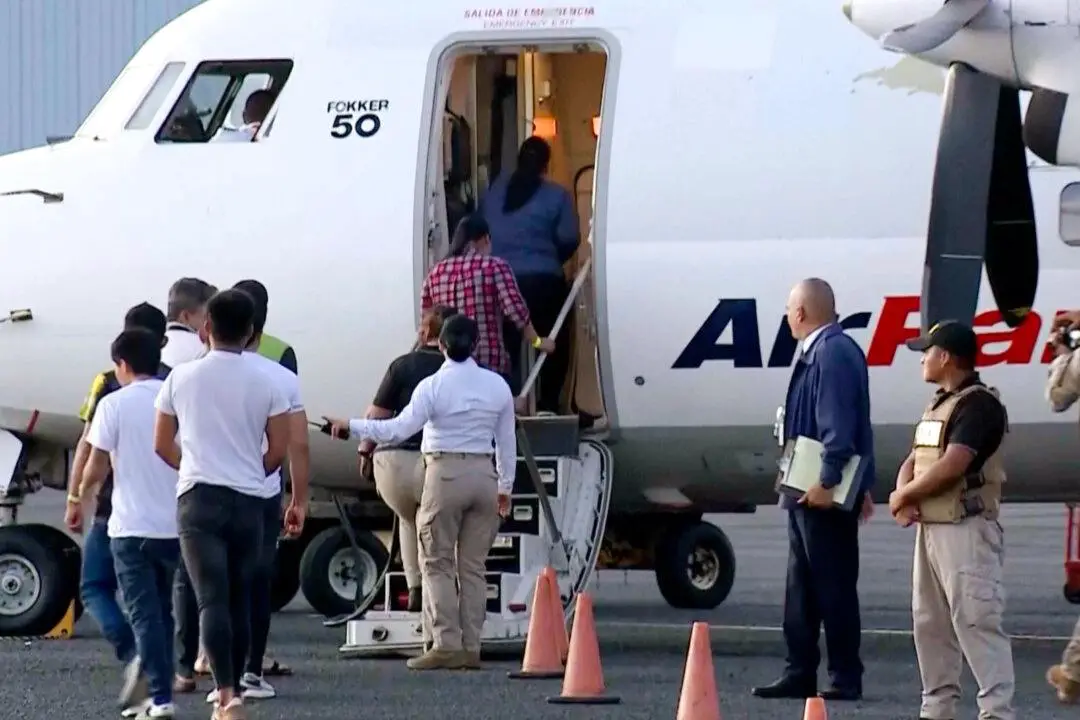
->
<box><xmin>44</xmin><ymin>600</ymin><xmax>75</xmax><ymax>640</ymax></box>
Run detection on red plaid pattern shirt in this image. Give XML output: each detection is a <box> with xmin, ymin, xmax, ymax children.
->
<box><xmin>421</xmin><ymin>251</ymin><xmax>531</xmax><ymax>375</ymax></box>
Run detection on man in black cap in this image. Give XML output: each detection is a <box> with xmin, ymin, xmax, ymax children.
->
<box><xmin>888</xmin><ymin>320</ymin><xmax>1015</xmax><ymax>720</ymax></box>
<box><xmin>324</xmin><ymin>313</ymin><xmax>514</xmax><ymax>671</ymax></box>
<box><xmin>65</xmin><ymin>302</ymin><xmax>172</xmax><ymax>717</ymax></box>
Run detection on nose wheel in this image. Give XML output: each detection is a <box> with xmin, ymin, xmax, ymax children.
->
<box><xmin>0</xmin><ymin>525</ymin><xmax>80</xmax><ymax>636</ymax></box>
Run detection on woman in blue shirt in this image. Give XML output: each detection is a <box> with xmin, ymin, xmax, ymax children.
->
<box><xmin>480</xmin><ymin>137</ymin><xmax>580</xmax><ymax>413</ymax></box>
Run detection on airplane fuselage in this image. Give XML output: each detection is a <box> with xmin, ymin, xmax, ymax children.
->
<box><xmin>1</xmin><ymin>0</ymin><xmax>1079</xmax><ymax>512</ymax></box>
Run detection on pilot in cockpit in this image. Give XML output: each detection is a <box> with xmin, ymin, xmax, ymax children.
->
<box><xmin>212</xmin><ymin>90</ymin><xmax>276</xmax><ymax>143</ymax></box>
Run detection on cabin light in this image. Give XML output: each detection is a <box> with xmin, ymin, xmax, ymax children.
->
<box><xmin>532</xmin><ymin>117</ymin><xmax>558</xmax><ymax>139</ymax></box>
<box><xmin>591</xmin><ymin>116</ymin><xmax>601</xmax><ymax>137</ymax></box>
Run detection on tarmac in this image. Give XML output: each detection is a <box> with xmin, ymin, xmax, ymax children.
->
<box><xmin>6</xmin><ymin>495</ymin><xmax>1080</xmax><ymax>718</ymax></box>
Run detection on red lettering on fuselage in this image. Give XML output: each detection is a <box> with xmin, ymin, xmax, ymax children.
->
<box><xmin>865</xmin><ymin>295</ymin><xmax>1052</xmax><ymax>367</ymax></box>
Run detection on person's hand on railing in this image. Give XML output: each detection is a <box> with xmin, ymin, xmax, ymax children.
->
<box><xmin>532</xmin><ymin>336</ymin><xmax>556</xmax><ymax>354</ymax></box>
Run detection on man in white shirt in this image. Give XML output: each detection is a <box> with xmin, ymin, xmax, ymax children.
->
<box><xmin>153</xmin><ymin>289</ymin><xmax>291</xmax><ymax>720</ymax></box>
<box><xmin>220</xmin><ymin>279</ymin><xmax>309</xmax><ymax>702</ymax></box>
<box><xmin>326</xmin><ymin>314</ymin><xmax>513</xmax><ymax>671</ymax></box>
<box><xmin>75</xmin><ymin>329</ymin><xmax>181</xmax><ymax>719</ymax></box>
<box><xmin>162</xmin><ymin>277</ymin><xmax>216</xmax><ymax>368</ymax></box>
<box><xmin>211</xmin><ymin>90</ymin><xmax>275</xmax><ymax>143</ymax></box>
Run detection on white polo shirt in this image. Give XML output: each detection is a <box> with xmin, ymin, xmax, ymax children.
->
<box><xmin>86</xmin><ymin>378</ymin><xmax>179</xmax><ymax>539</ymax></box>
<box><xmin>162</xmin><ymin>323</ymin><xmax>207</xmax><ymax>368</ymax></box>
<box><xmin>155</xmin><ymin>349</ymin><xmax>290</xmax><ymax>498</ymax></box>
<box><xmin>242</xmin><ymin>350</ymin><xmax>304</xmax><ymax>498</ymax></box>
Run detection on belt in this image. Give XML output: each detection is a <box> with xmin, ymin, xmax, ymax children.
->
<box><xmin>423</xmin><ymin>451</ymin><xmax>494</xmax><ymax>459</ymax></box>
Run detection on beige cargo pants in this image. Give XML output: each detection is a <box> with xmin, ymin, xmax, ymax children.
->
<box><xmin>912</xmin><ymin>517</ymin><xmax>1015</xmax><ymax>720</ymax></box>
<box><xmin>1059</xmin><ymin>618</ymin><xmax>1080</xmax><ymax>681</ymax></box>
<box><xmin>373</xmin><ymin>449</ymin><xmax>425</xmax><ymax>588</ymax></box>
<box><xmin>417</xmin><ymin>452</ymin><xmax>501</xmax><ymax>652</ymax></box>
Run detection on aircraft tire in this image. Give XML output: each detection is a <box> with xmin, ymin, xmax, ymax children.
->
<box><xmin>1064</xmin><ymin>584</ymin><xmax>1080</xmax><ymax>605</ymax></box>
<box><xmin>0</xmin><ymin>525</ymin><xmax>78</xmax><ymax>637</ymax></box>
<box><xmin>271</xmin><ymin>537</ymin><xmax>304</xmax><ymax>612</ymax></box>
<box><xmin>29</xmin><ymin>525</ymin><xmax>84</xmax><ymax>624</ymax></box>
<box><xmin>654</xmin><ymin>521</ymin><xmax>736</xmax><ymax>610</ymax></box>
<box><xmin>299</xmin><ymin>526</ymin><xmax>388</xmax><ymax>618</ymax></box>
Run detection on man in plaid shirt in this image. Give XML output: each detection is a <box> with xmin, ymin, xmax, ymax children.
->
<box><xmin>422</xmin><ymin>214</ymin><xmax>554</xmax><ymax>385</ymax></box>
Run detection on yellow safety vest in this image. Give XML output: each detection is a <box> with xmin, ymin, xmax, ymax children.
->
<box><xmin>911</xmin><ymin>384</ymin><xmax>1007</xmax><ymax>523</ymax></box>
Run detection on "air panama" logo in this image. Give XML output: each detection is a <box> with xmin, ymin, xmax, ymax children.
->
<box><xmin>673</xmin><ymin>295</ymin><xmax>1066</xmax><ymax>370</ymax></box>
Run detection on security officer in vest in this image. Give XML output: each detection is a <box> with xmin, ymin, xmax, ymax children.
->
<box><xmin>888</xmin><ymin>320</ymin><xmax>1015</xmax><ymax>720</ymax></box>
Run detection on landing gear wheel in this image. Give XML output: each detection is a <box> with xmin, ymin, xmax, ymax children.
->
<box><xmin>1064</xmin><ymin>584</ymin><xmax>1080</xmax><ymax>605</ymax></box>
<box><xmin>0</xmin><ymin>525</ymin><xmax>78</xmax><ymax>636</ymax></box>
<box><xmin>299</xmin><ymin>527</ymin><xmax>388</xmax><ymax>618</ymax></box>
<box><xmin>655</xmin><ymin>521</ymin><xmax>736</xmax><ymax>610</ymax></box>
<box><xmin>271</xmin><ymin>538</ymin><xmax>304</xmax><ymax>613</ymax></box>
<box><xmin>27</xmin><ymin>526</ymin><xmax>83</xmax><ymax>624</ymax></box>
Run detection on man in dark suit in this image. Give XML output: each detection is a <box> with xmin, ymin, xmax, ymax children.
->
<box><xmin>752</xmin><ymin>278</ymin><xmax>876</xmax><ymax>702</ymax></box>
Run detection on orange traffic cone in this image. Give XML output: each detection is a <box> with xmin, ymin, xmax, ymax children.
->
<box><xmin>676</xmin><ymin>622</ymin><xmax>721</xmax><ymax>720</ymax></box>
<box><xmin>547</xmin><ymin>593</ymin><xmax>620</xmax><ymax>705</ymax></box>
<box><xmin>803</xmin><ymin>697</ymin><xmax>828</xmax><ymax>720</ymax></box>
<box><xmin>508</xmin><ymin>573</ymin><xmax>565</xmax><ymax>679</ymax></box>
<box><xmin>541</xmin><ymin>566</ymin><xmax>569</xmax><ymax>663</ymax></box>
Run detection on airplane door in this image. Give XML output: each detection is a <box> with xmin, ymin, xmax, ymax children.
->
<box><xmin>426</xmin><ymin>67</ymin><xmax>453</xmax><ymax>268</ymax></box>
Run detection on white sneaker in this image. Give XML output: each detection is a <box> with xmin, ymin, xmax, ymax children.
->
<box><xmin>205</xmin><ymin>688</ymin><xmax>219</xmax><ymax>704</ymax></box>
<box><xmin>240</xmin><ymin>673</ymin><xmax>276</xmax><ymax>699</ymax></box>
<box><xmin>147</xmin><ymin>703</ymin><xmax>176</xmax><ymax>718</ymax></box>
<box><xmin>120</xmin><ymin>699</ymin><xmax>151</xmax><ymax>718</ymax></box>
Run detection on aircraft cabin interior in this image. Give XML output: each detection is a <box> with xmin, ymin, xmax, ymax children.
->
<box><xmin>432</xmin><ymin>44</ymin><xmax>610</xmax><ymax>427</ymax></box>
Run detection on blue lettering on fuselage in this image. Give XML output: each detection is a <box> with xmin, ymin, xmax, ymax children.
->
<box><xmin>672</xmin><ymin>298</ymin><xmax>872</xmax><ymax>369</ymax></box>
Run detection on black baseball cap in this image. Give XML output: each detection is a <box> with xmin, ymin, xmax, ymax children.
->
<box><xmin>124</xmin><ymin>302</ymin><xmax>167</xmax><ymax>340</ymax></box>
<box><xmin>905</xmin><ymin>320</ymin><xmax>978</xmax><ymax>361</ymax></box>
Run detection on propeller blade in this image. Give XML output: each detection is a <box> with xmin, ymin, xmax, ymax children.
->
<box><xmin>921</xmin><ymin>63</ymin><xmax>999</xmax><ymax>332</ymax></box>
<box><xmin>985</xmin><ymin>87</ymin><xmax>1037</xmax><ymax>328</ymax></box>
<box><xmin>880</xmin><ymin>0</ymin><xmax>990</xmax><ymax>54</ymax></box>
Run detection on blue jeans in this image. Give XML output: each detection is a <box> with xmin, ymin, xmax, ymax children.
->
<box><xmin>80</xmin><ymin>520</ymin><xmax>135</xmax><ymax>664</ymax></box>
<box><xmin>112</xmin><ymin>537</ymin><xmax>181</xmax><ymax>705</ymax></box>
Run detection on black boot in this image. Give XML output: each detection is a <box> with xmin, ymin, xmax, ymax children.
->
<box><xmin>407</xmin><ymin>587</ymin><xmax>422</xmax><ymax>612</ymax></box>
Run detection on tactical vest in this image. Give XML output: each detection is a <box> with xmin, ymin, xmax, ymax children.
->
<box><xmin>911</xmin><ymin>385</ymin><xmax>1006</xmax><ymax>523</ymax></box>
<box><xmin>257</xmin><ymin>333</ymin><xmax>289</xmax><ymax>362</ymax></box>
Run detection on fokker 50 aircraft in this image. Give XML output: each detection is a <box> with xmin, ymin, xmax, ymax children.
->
<box><xmin>0</xmin><ymin>0</ymin><xmax>1078</xmax><ymax>648</ymax></box>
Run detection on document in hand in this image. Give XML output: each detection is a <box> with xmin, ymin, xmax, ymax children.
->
<box><xmin>776</xmin><ymin>436</ymin><xmax>864</xmax><ymax>512</ymax></box>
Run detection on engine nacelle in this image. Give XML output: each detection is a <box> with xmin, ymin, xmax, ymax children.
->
<box><xmin>1024</xmin><ymin>88</ymin><xmax>1080</xmax><ymax>167</ymax></box>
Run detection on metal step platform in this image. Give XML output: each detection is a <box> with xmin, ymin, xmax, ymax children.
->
<box><xmin>339</xmin><ymin>419</ymin><xmax>613</xmax><ymax>657</ymax></box>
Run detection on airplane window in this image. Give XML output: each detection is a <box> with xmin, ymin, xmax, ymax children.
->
<box><xmin>76</xmin><ymin>63</ymin><xmax>162</xmax><ymax>140</ymax></box>
<box><xmin>1059</xmin><ymin>183</ymin><xmax>1080</xmax><ymax>247</ymax></box>
<box><xmin>125</xmin><ymin>62</ymin><xmax>186</xmax><ymax>130</ymax></box>
<box><xmin>155</xmin><ymin>60</ymin><xmax>293</xmax><ymax>144</ymax></box>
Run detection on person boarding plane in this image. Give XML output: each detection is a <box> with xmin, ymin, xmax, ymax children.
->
<box><xmin>3</xmin><ymin>0</ymin><xmax>1080</xmax><ymax>646</ymax></box>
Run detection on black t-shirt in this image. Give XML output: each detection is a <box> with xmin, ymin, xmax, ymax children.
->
<box><xmin>79</xmin><ymin>363</ymin><xmax>171</xmax><ymax>520</ymax></box>
<box><xmin>932</xmin><ymin>373</ymin><xmax>1007</xmax><ymax>476</ymax></box>
<box><xmin>371</xmin><ymin>347</ymin><xmax>444</xmax><ymax>451</ymax></box>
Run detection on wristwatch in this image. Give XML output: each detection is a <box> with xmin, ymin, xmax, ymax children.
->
<box><xmin>66</xmin><ymin>492</ymin><xmax>81</xmax><ymax>505</ymax></box>
<box><xmin>531</xmin><ymin>336</ymin><xmax>543</xmax><ymax>349</ymax></box>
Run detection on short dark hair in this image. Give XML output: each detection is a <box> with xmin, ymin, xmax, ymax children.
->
<box><xmin>233</xmin><ymin>280</ymin><xmax>269</xmax><ymax>336</ymax></box>
<box><xmin>207</xmin><ymin>289</ymin><xmax>256</xmax><ymax>346</ymax></box>
<box><xmin>449</xmin><ymin>214</ymin><xmax>490</xmax><ymax>257</ymax></box>
<box><xmin>245</xmin><ymin>90</ymin><xmax>276</xmax><ymax>121</ymax></box>
<box><xmin>167</xmin><ymin>278</ymin><xmax>217</xmax><ymax>321</ymax></box>
<box><xmin>124</xmin><ymin>302</ymin><xmax>167</xmax><ymax>340</ymax></box>
<box><xmin>111</xmin><ymin>328</ymin><xmax>161</xmax><ymax>376</ymax></box>
<box><xmin>440</xmin><ymin>313</ymin><xmax>478</xmax><ymax>362</ymax></box>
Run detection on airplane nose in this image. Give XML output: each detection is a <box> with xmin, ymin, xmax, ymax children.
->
<box><xmin>842</xmin><ymin>0</ymin><xmax>852</xmax><ymax>22</ymax></box>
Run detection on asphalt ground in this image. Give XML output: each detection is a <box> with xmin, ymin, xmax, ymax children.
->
<box><xmin>5</xmin><ymin>495</ymin><xmax>1080</xmax><ymax>719</ymax></box>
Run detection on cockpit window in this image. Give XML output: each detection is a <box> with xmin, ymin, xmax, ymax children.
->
<box><xmin>155</xmin><ymin>60</ymin><xmax>293</xmax><ymax>144</ymax></box>
<box><xmin>77</xmin><ymin>63</ymin><xmax>162</xmax><ymax>140</ymax></box>
<box><xmin>125</xmin><ymin>62</ymin><xmax>186</xmax><ymax>130</ymax></box>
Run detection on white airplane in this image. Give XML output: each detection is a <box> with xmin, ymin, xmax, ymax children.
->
<box><xmin>0</xmin><ymin>0</ymin><xmax>1079</xmax><ymax>646</ymax></box>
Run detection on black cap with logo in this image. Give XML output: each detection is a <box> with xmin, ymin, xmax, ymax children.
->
<box><xmin>905</xmin><ymin>320</ymin><xmax>978</xmax><ymax>362</ymax></box>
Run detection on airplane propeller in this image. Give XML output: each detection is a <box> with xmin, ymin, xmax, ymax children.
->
<box><xmin>921</xmin><ymin>63</ymin><xmax>1038</xmax><ymax>331</ymax></box>
<box><xmin>880</xmin><ymin>0</ymin><xmax>991</xmax><ymax>54</ymax></box>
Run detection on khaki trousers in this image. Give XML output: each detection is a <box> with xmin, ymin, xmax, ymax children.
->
<box><xmin>417</xmin><ymin>453</ymin><xmax>501</xmax><ymax>652</ymax></box>
<box><xmin>912</xmin><ymin>517</ymin><xmax>1015</xmax><ymax>720</ymax></box>
<box><xmin>1060</xmin><ymin>617</ymin><xmax>1080</xmax><ymax>680</ymax></box>
<box><xmin>373</xmin><ymin>449</ymin><xmax>425</xmax><ymax>588</ymax></box>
